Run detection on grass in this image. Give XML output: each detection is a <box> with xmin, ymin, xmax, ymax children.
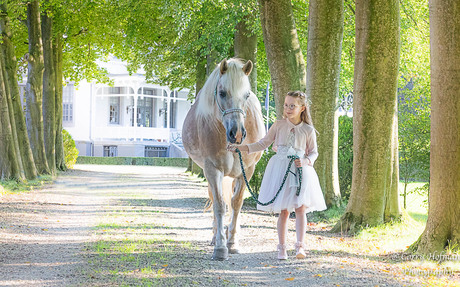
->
<box><xmin>85</xmin><ymin>204</ymin><xmax>212</xmax><ymax>286</ymax></box>
<box><xmin>0</xmin><ymin>175</ymin><xmax>54</xmax><ymax>196</ymax></box>
<box><xmin>310</xmin><ymin>182</ymin><xmax>460</xmax><ymax>287</ymax></box>
<box><xmin>84</xmin><ymin>179</ymin><xmax>460</xmax><ymax>286</ymax></box>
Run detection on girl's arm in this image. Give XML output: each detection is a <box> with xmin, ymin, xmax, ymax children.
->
<box><xmin>304</xmin><ymin>128</ymin><xmax>318</xmax><ymax>166</ymax></box>
<box><xmin>227</xmin><ymin>121</ymin><xmax>278</xmax><ymax>153</ymax></box>
<box><xmin>246</xmin><ymin>120</ymin><xmax>278</xmax><ymax>153</ymax></box>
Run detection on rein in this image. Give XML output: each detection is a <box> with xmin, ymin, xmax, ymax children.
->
<box><xmin>235</xmin><ymin>148</ymin><xmax>302</xmax><ymax>206</ymax></box>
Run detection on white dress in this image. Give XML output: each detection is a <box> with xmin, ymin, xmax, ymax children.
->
<box><xmin>257</xmin><ymin>129</ymin><xmax>327</xmax><ymax>213</ymax></box>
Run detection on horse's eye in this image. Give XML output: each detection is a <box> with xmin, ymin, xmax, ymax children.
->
<box><xmin>219</xmin><ymin>91</ymin><xmax>227</xmax><ymax>98</ymax></box>
<box><xmin>245</xmin><ymin>92</ymin><xmax>250</xmax><ymax>100</ymax></box>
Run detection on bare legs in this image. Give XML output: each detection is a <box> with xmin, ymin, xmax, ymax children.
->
<box><xmin>277</xmin><ymin>205</ymin><xmax>307</xmax><ymax>259</ymax></box>
<box><xmin>295</xmin><ymin>205</ymin><xmax>307</xmax><ymax>243</ymax></box>
<box><xmin>277</xmin><ymin>210</ymin><xmax>290</xmax><ymax>245</ymax></box>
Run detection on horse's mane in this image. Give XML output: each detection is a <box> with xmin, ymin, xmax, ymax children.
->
<box><xmin>195</xmin><ymin>58</ymin><xmax>260</xmax><ymax>123</ymax></box>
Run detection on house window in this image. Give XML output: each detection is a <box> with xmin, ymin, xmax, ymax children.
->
<box><xmin>145</xmin><ymin>146</ymin><xmax>168</xmax><ymax>157</ymax></box>
<box><xmin>63</xmin><ymin>84</ymin><xmax>74</xmax><ymax>123</ymax></box>
<box><xmin>137</xmin><ymin>97</ymin><xmax>154</xmax><ymax>127</ymax></box>
<box><xmin>138</xmin><ymin>87</ymin><xmax>159</xmax><ymax>96</ymax></box>
<box><xmin>103</xmin><ymin>146</ymin><xmax>118</xmax><ymax>157</ymax></box>
<box><xmin>97</xmin><ymin>86</ymin><xmax>134</xmax><ymax>95</ymax></box>
<box><xmin>109</xmin><ymin>97</ymin><xmax>120</xmax><ymax>124</ymax></box>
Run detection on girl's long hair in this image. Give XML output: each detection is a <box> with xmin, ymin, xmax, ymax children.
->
<box><xmin>285</xmin><ymin>91</ymin><xmax>314</xmax><ymax>126</ymax></box>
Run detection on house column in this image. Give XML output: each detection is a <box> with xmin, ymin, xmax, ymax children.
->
<box><xmin>166</xmin><ymin>89</ymin><xmax>171</xmax><ymax>130</ymax></box>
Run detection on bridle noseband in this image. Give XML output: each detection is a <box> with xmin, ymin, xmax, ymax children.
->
<box><xmin>214</xmin><ymin>83</ymin><xmax>247</xmax><ymax>119</ymax></box>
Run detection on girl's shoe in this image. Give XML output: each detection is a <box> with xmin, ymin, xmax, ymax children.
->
<box><xmin>277</xmin><ymin>244</ymin><xmax>288</xmax><ymax>260</ymax></box>
<box><xmin>295</xmin><ymin>242</ymin><xmax>307</xmax><ymax>259</ymax></box>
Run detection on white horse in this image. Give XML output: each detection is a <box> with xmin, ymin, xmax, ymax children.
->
<box><xmin>182</xmin><ymin>58</ymin><xmax>265</xmax><ymax>260</ymax></box>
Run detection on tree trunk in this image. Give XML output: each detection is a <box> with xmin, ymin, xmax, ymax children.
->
<box><xmin>1</xmin><ymin>48</ymin><xmax>23</xmax><ymax>179</ymax></box>
<box><xmin>331</xmin><ymin>0</ymin><xmax>400</xmax><ymax>233</ymax></box>
<box><xmin>258</xmin><ymin>0</ymin><xmax>306</xmax><ymax>117</ymax></box>
<box><xmin>234</xmin><ymin>19</ymin><xmax>257</xmax><ymax>94</ymax></box>
<box><xmin>54</xmin><ymin>34</ymin><xmax>66</xmax><ymax>171</ymax></box>
<box><xmin>186</xmin><ymin>48</ymin><xmax>207</xmax><ymax>175</ymax></box>
<box><xmin>0</xmin><ymin>50</ymin><xmax>21</xmax><ymax>180</ymax></box>
<box><xmin>42</xmin><ymin>12</ymin><xmax>56</xmax><ymax>174</ymax></box>
<box><xmin>410</xmin><ymin>0</ymin><xmax>460</xmax><ymax>255</ymax></box>
<box><xmin>25</xmin><ymin>0</ymin><xmax>50</xmax><ymax>175</ymax></box>
<box><xmin>306</xmin><ymin>0</ymin><xmax>344</xmax><ymax>208</ymax></box>
<box><xmin>0</xmin><ymin>4</ymin><xmax>37</xmax><ymax>180</ymax></box>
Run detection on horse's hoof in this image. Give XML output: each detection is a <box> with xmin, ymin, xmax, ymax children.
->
<box><xmin>211</xmin><ymin>246</ymin><xmax>229</xmax><ymax>261</ymax></box>
<box><xmin>227</xmin><ymin>243</ymin><xmax>240</xmax><ymax>254</ymax></box>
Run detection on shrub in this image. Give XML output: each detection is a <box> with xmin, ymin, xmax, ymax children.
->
<box><xmin>63</xmin><ymin>129</ymin><xmax>79</xmax><ymax>168</ymax></box>
<box><xmin>76</xmin><ymin>156</ymin><xmax>188</xmax><ymax>167</ymax></box>
<box><xmin>338</xmin><ymin>116</ymin><xmax>353</xmax><ymax>199</ymax></box>
<box><xmin>248</xmin><ymin>148</ymin><xmax>276</xmax><ymax>197</ymax></box>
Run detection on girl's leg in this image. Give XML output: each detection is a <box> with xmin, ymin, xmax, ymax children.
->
<box><xmin>294</xmin><ymin>205</ymin><xmax>307</xmax><ymax>243</ymax></box>
<box><xmin>277</xmin><ymin>209</ymin><xmax>290</xmax><ymax>244</ymax></box>
<box><xmin>277</xmin><ymin>209</ymin><xmax>289</xmax><ymax>260</ymax></box>
<box><xmin>294</xmin><ymin>205</ymin><xmax>307</xmax><ymax>259</ymax></box>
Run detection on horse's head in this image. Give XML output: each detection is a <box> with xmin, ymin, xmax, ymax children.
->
<box><xmin>215</xmin><ymin>58</ymin><xmax>253</xmax><ymax>144</ymax></box>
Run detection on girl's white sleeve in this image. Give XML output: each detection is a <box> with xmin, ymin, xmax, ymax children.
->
<box><xmin>247</xmin><ymin>121</ymin><xmax>278</xmax><ymax>154</ymax></box>
<box><xmin>305</xmin><ymin>128</ymin><xmax>318</xmax><ymax>165</ymax></box>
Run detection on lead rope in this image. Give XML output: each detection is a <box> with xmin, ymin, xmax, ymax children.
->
<box><xmin>236</xmin><ymin>148</ymin><xmax>302</xmax><ymax>206</ymax></box>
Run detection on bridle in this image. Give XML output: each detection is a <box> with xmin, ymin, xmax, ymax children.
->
<box><xmin>214</xmin><ymin>81</ymin><xmax>247</xmax><ymax>119</ymax></box>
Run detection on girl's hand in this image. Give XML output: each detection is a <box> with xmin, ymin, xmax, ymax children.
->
<box><xmin>294</xmin><ymin>158</ymin><xmax>302</xmax><ymax>168</ymax></box>
<box><xmin>227</xmin><ymin>144</ymin><xmax>248</xmax><ymax>153</ymax></box>
<box><xmin>295</xmin><ymin>158</ymin><xmax>312</xmax><ymax>167</ymax></box>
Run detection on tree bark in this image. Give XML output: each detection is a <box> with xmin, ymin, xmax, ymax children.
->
<box><xmin>306</xmin><ymin>0</ymin><xmax>344</xmax><ymax>208</ymax></box>
<box><xmin>54</xmin><ymin>34</ymin><xmax>66</xmax><ymax>171</ymax></box>
<box><xmin>0</xmin><ymin>49</ymin><xmax>21</xmax><ymax>180</ymax></box>
<box><xmin>332</xmin><ymin>0</ymin><xmax>401</xmax><ymax>233</ymax></box>
<box><xmin>0</xmin><ymin>4</ymin><xmax>37</xmax><ymax>180</ymax></box>
<box><xmin>258</xmin><ymin>0</ymin><xmax>306</xmax><ymax>117</ymax></box>
<box><xmin>186</xmin><ymin>47</ymin><xmax>207</xmax><ymax>175</ymax></box>
<box><xmin>410</xmin><ymin>0</ymin><xmax>460</xmax><ymax>255</ymax></box>
<box><xmin>42</xmin><ymin>12</ymin><xmax>56</xmax><ymax>174</ymax></box>
<box><xmin>1</xmin><ymin>46</ymin><xmax>23</xmax><ymax>178</ymax></box>
<box><xmin>234</xmin><ymin>19</ymin><xmax>257</xmax><ymax>94</ymax></box>
<box><xmin>25</xmin><ymin>0</ymin><xmax>50</xmax><ymax>175</ymax></box>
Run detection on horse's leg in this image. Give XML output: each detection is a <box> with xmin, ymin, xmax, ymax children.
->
<box><xmin>205</xmin><ymin>166</ymin><xmax>228</xmax><ymax>260</ymax></box>
<box><xmin>208</xmin><ymin>185</ymin><xmax>217</xmax><ymax>246</ymax></box>
<box><xmin>227</xmin><ymin>164</ymin><xmax>255</xmax><ymax>254</ymax></box>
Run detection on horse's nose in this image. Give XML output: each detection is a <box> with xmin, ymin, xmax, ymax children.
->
<box><xmin>227</xmin><ymin>125</ymin><xmax>246</xmax><ymax>144</ymax></box>
<box><xmin>228</xmin><ymin>125</ymin><xmax>238</xmax><ymax>144</ymax></box>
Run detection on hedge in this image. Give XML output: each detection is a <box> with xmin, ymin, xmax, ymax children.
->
<box><xmin>76</xmin><ymin>156</ymin><xmax>188</xmax><ymax>167</ymax></box>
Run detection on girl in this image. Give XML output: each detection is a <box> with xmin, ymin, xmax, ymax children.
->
<box><xmin>227</xmin><ymin>91</ymin><xmax>327</xmax><ymax>260</ymax></box>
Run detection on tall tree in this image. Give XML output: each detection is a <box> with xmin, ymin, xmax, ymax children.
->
<box><xmin>41</xmin><ymin>10</ymin><xmax>56</xmax><ymax>174</ymax></box>
<box><xmin>410</xmin><ymin>0</ymin><xmax>460</xmax><ymax>254</ymax></box>
<box><xmin>0</xmin><ymin>3</ymin><xmax>37</xmax><ymax>180</ymax></box>
<box><xmin>258</xmin><ymin>0</ymin><xmax>306</xmax><ymax>117</ymax></box>
<box><xmin>306</xmin><ymin>0</ymin><xmax>344</xmax><ymax>207</ymax></box>
<box><xmin>234</xmin><ymin>18</ymin><xmax>257</xmax><ymax>93</ymax></box>
<box><xmin>54</xmin><ymin>34</ymin><xmax>66</xmax><ymax>171</ymax></box>
<box><xmin>25</xmin><ymin>0</ymin><xmax>50</xmax><ymax>174</ymax></box>
<box><xmin>0</xmin><ymin>47</ymin><xmax>21</xmax><ymax>180</ymax></box>
<box><xmin>332</xmin><ymin>0</ymin><xmax>401</xmax><ymax>233</ymax></box>
<box><xmin>0</xmin><ymin>37</ymin><xmax>23</xmax><ymax>179</ymax></box>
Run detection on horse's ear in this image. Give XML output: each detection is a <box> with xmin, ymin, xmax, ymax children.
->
<box><xmin>220</xmin><ymin>59</ymin><xmax>228</xmax><ymax>75</ymax></box>
<box><xmin>243</xmin><ymin>60</ymin><xmax>253</xmax><ymax>76</ymax></box>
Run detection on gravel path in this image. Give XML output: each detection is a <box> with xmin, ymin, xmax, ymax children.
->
<box><xmin>1</xmin><ymin>165</ymin><xmax>458</xmax><ymax>287</ymax></box>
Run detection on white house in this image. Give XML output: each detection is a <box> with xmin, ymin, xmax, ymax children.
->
<box><xmin>21</xmin><ymin>57</ymin><xmax>192</xmax><ymax>158</ymax></box>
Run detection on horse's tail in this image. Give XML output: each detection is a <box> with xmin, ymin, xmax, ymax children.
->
<box><xmin>204</xmin><ymin>176</ymin><xmax>233</xmax><ymax>212</ymax></box>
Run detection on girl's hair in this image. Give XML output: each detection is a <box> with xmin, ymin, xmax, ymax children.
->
<box><xmin>285</xmin><ymin>91</ymin><xmax>314</xmax><ymax>126</ymax></box>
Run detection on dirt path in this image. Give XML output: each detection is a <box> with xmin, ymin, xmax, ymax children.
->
<box><xmin>1</xmin><ymin>165</ymin><xmax>458</xmax><ymax>286</ymax></box>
